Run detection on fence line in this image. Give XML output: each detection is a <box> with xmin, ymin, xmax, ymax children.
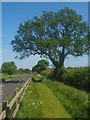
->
<box><xmin>0</xmin><ymin>77</ymin><xmax>31</xmax><ymax>120</ymax></box>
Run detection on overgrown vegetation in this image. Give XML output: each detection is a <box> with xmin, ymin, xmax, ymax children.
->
<box><xmin>32</xmin><ymin>59</ymin><xmax>49</xmax><ymax>73</ymax></box>
<box><xmin>62</xmin><ymin>67</ymin><xmax>90</xmax><ymax>92</ymax></box>
<box><xmin>32</xmin><ymin>74</ymin><xmax>44</xmax><ymax>82</ymax></box>
<box><xmin>42</xmin><ymin>66</ymin><xmax>90</xmax><ymax>92</ymax></box>
<box><xmin>42</xmin><ymin>76</ymin><xmax>89</xmax><ymax>119</ymax></box>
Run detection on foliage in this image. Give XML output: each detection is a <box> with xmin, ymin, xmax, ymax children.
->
<box><xmin>11</xmin><ymin>7</ymin><xmax>89</xmax><ymax>77</ymax></box>
<box><xmin>1</xmin><ymin>61</ymin><xmax>17</xmax><ymax>75</ymax></box>
<box><xmin>32</xmin><ymin>74</ymin><xmax>44</xmax><ymax>82</ymax></box>
<box><xmin>17</xmin><ymin>68</ymin><xmax>31</xmax><ymax>74</ymax></box>
<box><xmin>24</xmin><ymin>68</ymin><xmax>31</xmax><ymax>73</ymax></box>
<box><xmin>32</xmin><ymin>59</ymin><xmax>49</xmax><ymax>73</ymax></box>
<box><xmin>62</xmin><ymin>67</ymin><xmax>90</xmax><ymax>91</ymax></box>
<box><xmin>43</xmin><ymin>78</ymin><xmax>89</xmax><ymax>119</ymax></box>
<box><xmin>41</xmin><ymin>70</ymin><xmax>54</xmax><ymax>80</ymax></box>
<box><xmin>42</xmin><ymin>66</ymin><xmax>90</xmax><ymax>92</ymax></box>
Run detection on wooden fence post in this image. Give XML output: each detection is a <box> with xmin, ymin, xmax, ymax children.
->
<box><xmin>15</xmin><ymin>89</ymin><xmax>18</xmax><ymax>107</ymax></box>
<box><xmin>3</xmin><ymin>101</ymin><xmax>9</xmax><ymax>120</ymax></box>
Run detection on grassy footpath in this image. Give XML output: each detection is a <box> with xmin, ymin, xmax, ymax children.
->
<box><xmin>16</xmin><ymin>81</ymin><xmax>71</xmax><ymax>118</ymax></box>
<box><xmin>43</xmin><ymin>78</ymin><xmax>89</xmax><ymax>119</ymax></box>
<box><xmin>16</xmin><ymin>74</ymin><xmax>89</xmax><ymax>119</ymax></box>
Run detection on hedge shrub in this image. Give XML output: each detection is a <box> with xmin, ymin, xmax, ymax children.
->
<box><xmin>62</xmin><ymin>67</ymin><xmax>90</xmax><ymax>92</ymax></box>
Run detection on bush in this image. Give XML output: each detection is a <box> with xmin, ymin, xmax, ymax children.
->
<box><xmin>62</xmin><ymin>67</ymin><xmax>90</xmax><ymax>92</ymax></box>
<box><xmin>41</xmin><ymin>70</ymin><xmax>54</xmax><ymax>80</ymax></box>
<box><xmin>32</xmin><ymin>59</ymin><xmax>49</xmax><ymax>73</ymax></box>
<box><xmin>32</xmin><ymin>74</ymin><xmax>44</xmax><ymax>82</ymax></box>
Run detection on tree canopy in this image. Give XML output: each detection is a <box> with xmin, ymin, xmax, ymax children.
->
<box><xmin>32</xmin><ymin>59</ymin><xmax>49</xmax><ymax>73</ymax></box>
<box><xmin>11</xmin><ymin>7</ymin><xmax>89</xmax><ymax>73</ymax></box>
<box><xmin>17</xmin><ymin>68</ymin><xmax>31</xmax><ymax>74</ymax></box>
<box><xmin>1</xmin><ymin>61</ymin><xmax>17</xmax><ymax>75</ymax></box>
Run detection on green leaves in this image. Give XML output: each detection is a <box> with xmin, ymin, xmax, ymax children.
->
<box><xmin>1</xmin><ymin>61</ymin><xmax>17</xmax><ymax>75</ymax></box>
<box><xmin>11</xmin><ymin>7</ymin><xmax>89</xmax><ymax>70</ymax></box>
<box><xmin>32</xmin><ymin>59</ymin><xmax>49</xmax><ymax>73</ymax></box>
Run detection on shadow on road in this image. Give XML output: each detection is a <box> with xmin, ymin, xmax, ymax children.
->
<box><xmin>3</xmin><ymin>80</ymin><xmax>22</xmax><ymax>84</ymax></box>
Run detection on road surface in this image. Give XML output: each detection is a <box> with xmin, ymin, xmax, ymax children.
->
<box><xmin>1</xmin><ymin>74</ymin><xmax>31</xmax><ymax>101</ymax></box>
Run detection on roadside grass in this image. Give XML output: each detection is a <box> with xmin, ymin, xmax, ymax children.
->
<box><xmin>0</xmin><ymin>73</ymin><xmax>28</xmax><ymax>81</ymax></box>
<box><xmin>16</xmin><ymin>81</ymin><xmax>71</xmax><ymax>118</ymax></box>
<box><xmin>16</xmin><ymin>81</ymin><xmax>43</xmax><ymax>118</ymax></box>
<box><xmin>43</xmin><ymin>78</ymin><xmax>89</xmax><ymax>119</ymax></box>
<box><xmin>32</xmin><ymin>74</ymin><xmax>44</xmax><ymax>82</ymax></box>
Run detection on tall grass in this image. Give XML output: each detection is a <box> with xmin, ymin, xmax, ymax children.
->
<box><xmin>43</xmin><ymin>78</ymin><xmax>89</xmax><ymax>119</ymax></box>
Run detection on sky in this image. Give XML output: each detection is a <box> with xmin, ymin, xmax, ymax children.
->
<box><xmin>2</xmin><ymin>0</ymin><xmax>89</xmax><ymax>2</ymax></box>
<box><xmin>1</xmin><ymin>2</ymin><xmax>89</xmax><ymax>69</ymax></box>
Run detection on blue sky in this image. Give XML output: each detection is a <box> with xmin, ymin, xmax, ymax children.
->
<box><xmin>2</xmin><ymin>2</ymin><xmax>88</xmax><ymax>69</ymax></box>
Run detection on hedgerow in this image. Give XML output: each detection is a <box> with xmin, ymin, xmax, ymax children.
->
<box><xmin>62</xmin><ymin>67</ymin><xmax>90</xmax><ymax>92</ymax></box>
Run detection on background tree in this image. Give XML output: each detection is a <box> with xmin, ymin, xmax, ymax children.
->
<box><xmin>24</xmin><ymin>68</ymin><xmax>31</xmax><ymax>73</ymax></box>
<box><xmin>1</xmin><ymin>61</ymin><xmax>17</xmax><ymax>75</ymax></box>
<box><xmin>11</xmin><ymin>7</ymin><xmax>89</xmax><ymax>78</ymax></box>
<box><xmin>17</xmin><ymin>68</ymin><xmax>24</xmax><ymax>74</ymax></box>
<box><xmin>32</xmin><ymin>59</ymin><xmax>49</xmax><ymax>73</ymax></box>
<box><xmin>17</xmin><ymin>68</ymin><xmax>31</xmax><ymax>74</ymax></box>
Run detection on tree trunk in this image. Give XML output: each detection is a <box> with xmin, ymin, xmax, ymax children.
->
<box><xmin>49</xmin><ymin>53</ymin><xmax>65</xmax><ymax>80</ymax></box>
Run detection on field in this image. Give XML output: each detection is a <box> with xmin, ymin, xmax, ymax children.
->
<box><xmin>0</xmin><ymin>73</ymin><xmax>28</xmax><ymax>82</ymax></box>
<box><xmin>16</xmin><ymin>74</ymin><xmax>89</xmax><ymax>119</ymax></box>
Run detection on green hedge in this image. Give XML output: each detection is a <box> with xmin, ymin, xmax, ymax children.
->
<box><xmin>62</xmin><ymin>67</ymin><xmax>90</xmax><ymax>92</ymax></box>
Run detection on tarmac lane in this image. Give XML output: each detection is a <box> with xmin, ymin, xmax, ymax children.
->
<box><xmin>1</xmin><ymin>74</ymin><xmax>31</xmax><ymax>101</ymax></box>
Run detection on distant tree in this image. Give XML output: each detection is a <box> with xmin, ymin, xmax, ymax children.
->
<box><xmin>11</xmin><ymin>7</ymin><xmax>89</xmax><ymax>78</ymax></box>
<box><xmin>32</xmin><ymin>59</ymin><xmax>49</xmax><ymax>73</ymax></box>
<box><xmin>24</xmin><ymin>68</ymin><xmax>31</xmax><ymax>73</ymax></box>
<box><xmin>1</xmin><ymin>61</ymin><xmax>17</xmax><ymax>75</ymax></box>
<box><xmin>17</xmin><ymin>68</ymin><xmax>24</xmax><ymax>74</ymax></box>
<box><xmin>18</xmin><ymin>68</ymin><xmax>31</xmax><ymax>74</ymax></box>
<box><xmin>0</xmin><ymin>68</ymin><xmax>1</xmax><ymax>73</ymax></box>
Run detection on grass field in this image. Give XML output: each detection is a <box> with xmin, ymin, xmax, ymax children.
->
<box><xmin>0</xmin><ymin>73</ymin><xmax>28</xmax><ymax>81</ymax></box>
<box><xmin>15</xmin><ymin>74</ymin><xmax>89</xmax><ymax>119</ymax></box>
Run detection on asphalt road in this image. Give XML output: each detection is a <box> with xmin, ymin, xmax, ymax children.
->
<box><xmin>1</xmin><ymin>74</ymin><xmax>31</xmax><ymax>101</ymax></box>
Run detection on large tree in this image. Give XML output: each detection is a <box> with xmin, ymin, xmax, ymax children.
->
<box><xmin>11</xmin><ymin>7</ymin><xmax>89</xmax><ymax>77</ymax></box>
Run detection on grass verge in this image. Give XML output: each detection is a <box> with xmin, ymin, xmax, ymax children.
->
<box><xmin>43</xmin><ymin>78</ymin><xmax>89</xmax><ymax>119</ymax></box>
<box><xmin>16</xmin><ymin>81</ymin><xmax>71</xmax><ymax>118</ymax></box>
